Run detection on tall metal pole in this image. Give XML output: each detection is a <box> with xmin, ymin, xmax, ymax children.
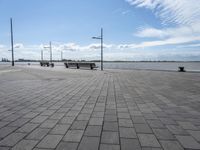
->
<box><xmin>10</xmin><ymin>18</ymin><xmax>14</xmax><ymax>66</ymax></box>
<box><xmin>101</xmin><ymin>28</ymin><xmax>103</xmax><ymax>71</ymax></box>
<box><xmin>50</xmin><ymin>41</ymin><xmax>52</xmax><ymax>63</ymax></box>
<box><xmin>61</xmin><ymin>51</ymin><xmax>63</xmax><ymax>61</ymax></box>
<box><xmin>41</xmin><ymin>50</ymin><xmax>43</xmax><ymax>61</ymax></box>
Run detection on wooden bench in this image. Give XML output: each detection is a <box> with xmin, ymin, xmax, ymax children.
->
<box><xmin>40</xmin><ymin>61</ymin><xmax>54</xmax><ymax>67</ymax></box>
<box><xmin>64</xmin><ymin>62</ymin><xmax>97</xmax><ymax>70</ymax></box>
<box><xmin>178</xmin><ymin>66</ymin><xmax>185</xmax><ymax>72</ymax></box>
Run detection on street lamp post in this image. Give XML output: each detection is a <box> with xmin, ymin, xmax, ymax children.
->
<box><xmin>10</xmin><ymin>18</ymin><xmax>14</xmax><ymax>66</ymax></box>
<box><xmin>41</xmin><ymin>50</ymin><xmax>43</xmax><ymax>61</ymax></box>
<box><xmin>61</xmin><ymin>51</ymin><xmax>63</xmax><ymax>61</ymax></box>
<box><xmin>92</xmin><ymin>28</ymin><xmax>103</xmax><ymax>71</ymax></box>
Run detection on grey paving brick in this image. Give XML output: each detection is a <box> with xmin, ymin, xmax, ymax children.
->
<box><xmin>0</xmin><ymin>132</ymin><xmax>26</xmax><ymax>147</ymax></box>
<box><xmin>153</xmin><ymin>129</ymin><xmax>175</xmax><ymax>140</ymax></box>
<box><xmin>118</xmin><ymin>119</ymin><xmax>133</xmax><ymax>127</ymax></box>
<box><xmin>104</xmin><ymin>115</ymin><xmax>118</xmax><ymax>122</ymax></box>
<box><xmin>160</xmin><ymin>140</ymin><xmax>184</xmax><ymax>150</ymax></box>
<box><xmin>89</xmin><ymin>117</ymin><xmax>103</xmax><ymax>125</ymax></box>
<box><xmin>36</xmin><ymin>134</ymin><xmax>62</xmax><ymax>149</ymax></box>
<box><xmin>99</xmin><ymin>144</ymin><xmax>120</xmax><ymax>150</ymax></box>
<box><xmin>119</xmin><ymin>127</ymin><xmax>137</xmax><ymax>138</ymax></box>
<box><xmin>176</xmin><ymin>135</ymin><xmax>200</xmax><ymax>149</ymax></box>
<box><xmin>101</xmin><ymin>131</ymin><xmax>119</xmax><ymax>144</ymax></box>
<box><xmin>177</xmin><ymin>121</ymin><xmax>198</xmax><ymax>130</ymax></box>
<box><xmin>63</xmin><ymin>130</ymin><xmax>84</xmax><ymax>142</ymax></box>
<box><xmin>121</xmin><ymin>138</ymin><xmax>141</xmax><ymax>150</ymax></box>
<box><xmin>134</xmin><ymin>124</ymin><xmax>153</xmax><ymax>133</ymax></box>
<box><xmin>84</xmin><ymin>125</ymin><xmax>102</xmax><ymax>137</ymax></box>
<box><xmin>0</xmin><ymin>147</ymin><xmax>10</xmax><ymax>150</ymax></box>
<box><xmin>59</xmin><ymin>116</ymin><xmax>76</xmax><ymax>124</ymax></box>
<box><xmin>17</xmin><ymin>123</ymin><xmax>39</xmax><ymax>133</ymax></box>
<box><xmin>138</xmin><ymin>134</ymin><xmax>161</xmax><ymax>147</ymax></box>
<box><xmin>0</xmin><ymin>126</ymin><xmax>18</xmax><ymax>138</ymax></box>
<box><xmin>166</xmin><ymin>125</ymin><xmax>189</xmax><ymax>135</ymax></box>
<box><xmin>56</xmin><ymin>142</ymin><xmax>78</xmax><ymax>150</ymax></box>
<box><xmin>12</xmin><ymin>139</ymin><xmax>38</xmax><ymax>150</ymax></box>
<box><xmin>78</xmin><ymin>136</ymin><xmax>100</xmax><ymax>150</ymax></box>
<box><xmin>8</xmin><ymin>118</ymin><xmax>30</xmax><ymax>127</ymax></box>
<box><xmin>76</xmin><ymin>114</ymin><xmax>90</xmax><ymax>121</ymax></box>
<box><xmin>188</xmin><ymin>130</ymin><xmax>200</xmax><ymax>142</ymax></box>
<box><xmin>103</xmin><ymin>122</ymin><xmax>118</xmax><ymax>131</ymax></box>
<box><xmin>30</xmin><ymin>116</ymin><xmax>48</xmax><ymax>123</ymax></box>
<box><xmin>50</xmin><ymin>124</ymin><xmax>70</xmax><ymax>135</ymax></box>
<box><xmin>70</xmin><ymin>121</ymin><xmax>88</xmax><ymax>130</ymax></box>
<box><xmin>132</xmin><ymin>116</ymin><xmax>146</xmax><ymax>124</ymax></box>
<box><xmin>147</xmin><ymin>120</ymin><xmax>165</xmax><ymax>129</ymax></box>
<box><xmin>40</xmin><ymin>119</ymin><xmax>58</xmax><ymax>128</ymax></box>
<box><xmin>26</xmin><ymin>128</ymin><xmax>49</xmax><ymax>140</ymax></box>
<box><xmin>0</xmin><ymin>121</ymin><xmax>9</xmax><ymax>129</ymax></box>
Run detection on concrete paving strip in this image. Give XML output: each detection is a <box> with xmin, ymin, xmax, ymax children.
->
<box><xmin>0</xmin><ymin>69</ymin><xmax>21</xmax><ymax>75</ymax></box>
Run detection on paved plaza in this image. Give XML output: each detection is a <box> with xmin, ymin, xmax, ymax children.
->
<box><xmin>0</xmin><ymin>65</ymin><xmax>200</xmax><ymax>150</ymax></box>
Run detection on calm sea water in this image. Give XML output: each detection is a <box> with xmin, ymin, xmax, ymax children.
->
<box><xmin>1</xmin><ymin>62</ymin><xmax>200</xmax><ymax>72</ymax></box>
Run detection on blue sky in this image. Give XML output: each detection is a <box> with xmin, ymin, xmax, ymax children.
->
<box><xmin>0</xmin><ymin>0</ymin><xmax>200</xmax><ymax>61</ymax></box>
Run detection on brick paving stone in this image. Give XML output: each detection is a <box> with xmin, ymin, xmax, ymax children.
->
<box><xmin>160</xmin><ymin>140</ymin><xmax>184</xmax><ymax>150</ymax></box>
<box><xmin>119</xmin><ymin>127</ymin><xmax>137</xmax><ymax>138</ymax></box>
<box><xmin>8</xmin><ymin>118</ymin><xmax>30</xmax><ymax>127</ymax></box>
<box><xmin>103</xmin><ymin>122</ymin><xmax>118</xmax><ymax>131</ymax></box>
<box><xmin>176</xmin><ymin>135</ymin><xmax>200</xmax><ymax>149</ymax></box>
<box><xmin>101</xmin><ymin>131</ymin><xmax>119</xmax><ymax>144</ymax></box>
<box><xmin>188</xmin><ymin>130</ymin><xmax>200</xmax><ymax>142</ymax></box>
<box><xmin>118</xmin><ymin>119</ymin><xmax>133</xmax><ymax>127</ymax></box>
<box><xmin>36</xmin><ymin>134</ymin><xmax>63</xmax><ymax>149</ymax></box>
<box><xmin>63</xmin><ymin>130</ymin><xmax>84</xmax><ymax>142</ymax></box>
<box><xmin>40</xmin><ymin>110</ymin><xmax>56</xmax><ymax>116</ymax></box>
<box><xmin>12</xmin><ymin>139</ymin><xmax>38</xmax><ymax>150</ymax></box>
<box><xmin>166</xmin><ymin>125</ymin><xmax>189</xmax><ymax>135</ymax></box>
<box><xmin>132</xmin><ymin>117</ymin><xmax>146</xmax><ymax>124</ymax></box>
<box><xmin>142</xmin><ymin>148</ymin><xmax>163</xmax><ymax>150</ymax></box>
<box><xmin>147</xmin><ymin>120</ymin><xmax>165</xmax><ymax>129</ymax></box>
<box><xmin>0</xmin><ymin>132</ymin><xmax>26</xmax><ymax>147</ymax></box>
<box><xmin>0</xmin><ymin>121</ymin><xmax>9</xmax><ymax>129</ymax></box>
<box><xmin>78</xmin><ymin>136</ymin><xmax>100</xmax><ymax>150</ymax></box>
<box><xmin>50</xmin><ymin>124</ymin><xmax>70</xmax><ymax>135</ymax></box>
<box><xmin>138</xmin><ymin>134</ymin><xmax>161</xmax><ymax>147</ymax></box>
<box><xmin>59</xmin><ymin>116</ymin><xmax>76</xmax><ymax>124</ymax></box>
<box><xmin>0</xmin><ymin>126</ymin><xmax>18</xmax><ymax>139</ymax></box>
<box><xmin>49</xmin><ymin>113</ymin><xmax>65</xmax><ymax>120</ymax></box>
<box><xmin>104</xmin><ymin>115</ymin><xmax>118</xmax><ymax>122</ymax></box>
<box><xmin>134</xmin><ymin>124</ymin><xmax>153</xmax><ymax>133</ymax></box>
<box><xmin>70</xmin><ymin>121</ymin><xmax>88</xmax><ymax>130</ymax></box>
<box><xmin>84</xmin><ymin>125</ymin><xmax>102</xmax><ymax>136</ymax></box>
<box><xmin>76</xmin><ymin>114</ymin><xmax>90</xmax><ymax>121</ymax></box>
<box><xmin>99</xmin><ymin>144</ymin><xmax>120</xmax><ymax>150</ymax></box>
<box><xmin>121</xmin><ymin>138</ymin><xmax>141</xmax><ymax>150</ymax></box>
<box><xmin>153</xmin><ymin>129</ymin><xmax>175</xmax><ymax>140</ymax></box>
<box><xmin>56</xmin><ymin>142</ymin><xmax>78</xmax><ymax>150</ymax></box>
<box><xmin>40</xmin><ymin>119</ymin><xmax>58</xmax><ymax>128</ymax></box>
<box><xmin>30</xmin><ymin>116</ymin><xmax>48</xmax><ymax>123</ymax></box>
<box><xmin>0</xmin><ymin>147</ymin><xmax>10</xmax><ymax>150</ymax></box>
<box><xmin>89</xmin><ymin>118</ymin><xmax>103</xmax><ymax>125</ymax></box>
<box><xmin>118</xmin><ymin>113</ymin><xmax>130</xmax><ymax>119</ymax></box>
<box><xmin>177</xmin><ymin>121</ymin><xmax>198</xmax><ymax>130</ymax></box>
<box><xmin>16</xmin><ymin>123</ymin><xmax>39</xmax><ymax>133</ymax></box>
<box><xmin>26</xmin><ymin>128</ymin><xmax>50</xmax><ymax>140</ymax></box>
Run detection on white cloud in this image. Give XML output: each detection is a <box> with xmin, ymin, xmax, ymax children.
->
<box><xmin>125</xmin><ymin>0</ymin><xmax>200</xmax><ymax>49</ymax></box>
<box><xmin>14</xmin><ymin>43</ymin><xmax>24</xmax><ymax>49</ymax></box>
<box><xmin>126</xmin><ymin>0</ymin><xmax>200</xmax><ymax>25</ymax></box>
